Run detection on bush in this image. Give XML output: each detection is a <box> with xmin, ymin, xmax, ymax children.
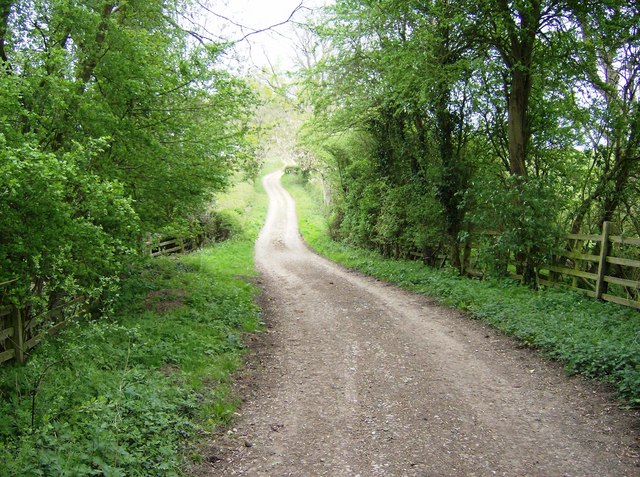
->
<box><xmin>465</xmin><ymin>175</ymin><xmax>565</xmax><ymax>279</ymax></box>
<box><xmin>0</xmin><ymin>138</ymin><xmax>139</xmax><ymax>310</ymax></box>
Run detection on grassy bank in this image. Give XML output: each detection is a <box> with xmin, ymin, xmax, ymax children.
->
<box><xmin>282</xmin><ymin>174</ymin><xmax>640</xmax><ymax>405</ymax></box>
<box><xmin>0</xmin><ymin>179</ymin><xmax>267</xmax><ymax>476</ymax></box>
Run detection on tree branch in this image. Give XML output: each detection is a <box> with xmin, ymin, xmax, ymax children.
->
<box><xmin>197</xmin><ymin>1</ymin><xmax>308</xmax><ymax>45</ymax></box>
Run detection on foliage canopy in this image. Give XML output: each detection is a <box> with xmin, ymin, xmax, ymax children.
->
<box><xmin>299</xmin><ymin>0</ymin><xmax>640</xmax><ymax>287</ymax></box>
<box><xmin>0</xmin><ymin>0</ymin><xmax>258</xmax><ymax>309</ymax></box>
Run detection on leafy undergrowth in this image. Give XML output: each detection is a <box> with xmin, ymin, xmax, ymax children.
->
<box><xmin>283</xmin><ymin>174</ymin><xmax>640</xmax><ymax>405</ymax></box>
<box><xmin>0</xmin><ymin>180</ymin><xmax>267</xmax><ymax>476</ymax></box>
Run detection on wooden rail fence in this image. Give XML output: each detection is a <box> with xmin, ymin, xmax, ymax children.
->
<box><xmin>148</xmin><ymin>237</ymin><xmax>190</xmax><ymax>257</ymax></box>
<box><xmin>0</xmin><ymin>234</ymin><xmax>197</xmax><ymax>366</ymax></box>
<box><xmin>538</xmin><ymin>222</ymin><xmax>640</xmax><ymax>310</ymax></box>
<box><xmin>4</xmin><ymin>222</ymin><xmax>637</xmax><ymax>367</ymax></box>
<box><xmin>147</xmin><ymin>236</ymin><xmax>205</xmax><ymax>257</ymax></box>
<box><xmin>412</xmin><ymin>221</ymin><xmax>640</xmax><ymax>311</ymax></box>
<box><xmin>0</xmin><ymin>298</ymin><xmax>84</xmax><ymax>365</ymax></box>
<box><xmin>1</xmin><ymin>230</ymin><xmax>207</xmax><ymax>367</ymax></box>
<box><xmin>0</xmin><ymin>306</ymin><xmax>23</xmax><ymax>365</ymax></box>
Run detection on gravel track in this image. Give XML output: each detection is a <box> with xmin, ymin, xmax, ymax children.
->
<box><xmin>195</xmin><ymin>171</ymin><xmax>640</xmax><ymax>477</ymax></box>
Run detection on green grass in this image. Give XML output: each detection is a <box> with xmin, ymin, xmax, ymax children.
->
<box><xmin>282</xmin><ymin>174</ymin><xmax>640</xmax><ymax>405</ymax></box>
<box><xmin>0</xmin><ymin>179</ymin><xmax>267</xmax><ymax>476</ymax></box>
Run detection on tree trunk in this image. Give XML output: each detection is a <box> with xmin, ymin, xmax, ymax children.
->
<box><xmin>506</xmin><ymin>69</ymin><xmax>530</xmax><ymax>177</ymax></box>
<box><xmin>449</xmin><ymin>239</ymin><xmax>462</xmax><ymax>273</ymax></box>
<box><xmin>436</xmin><ymin>99</ymin><xmax>465</xmax><ymax>273</ymax></box>
<box><xmin>495</xmin><ymin>1</ymin><xmax>541</xmax><ymax>286</ymax></box>
<box><xmin>0</xmin><ymin>0</ymin><xmax>12</xmax><ymax>70</ymax></box>
<box><xmin>508</xmin><ymin>66</ymin><xmax>535</xmax><ymax>284</ymax></box>
<box><xmin>462</xmin><ymin>223</ymin><xmax>473</xmax><ymax>274</ymax></box>
<box><xmin>79</xmin><ymin>2</ymin><xmax>117</xmax><ymax>86</ymax></box>
<box><xmin>434</xmin><ymin>62</ymin><xmax>469</xmax><ymax>273</ymax></box>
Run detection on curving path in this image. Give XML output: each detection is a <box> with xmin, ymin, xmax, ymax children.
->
<box><xmin>197</xmin><ymin>171</ymin><xmax>640</xmax><ymax>476</ymax></box>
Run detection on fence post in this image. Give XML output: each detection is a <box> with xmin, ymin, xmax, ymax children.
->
<box><xmin>572</xmin><ymin>242</ymin><xmax>579</xmax><ymax>289</ymax></box>
<box><xmin>595</xmin><ymin>221</ymin><xmax>612</xmax><ymax>300</ymax></box>
<box><xmin>11</xmin><ymin>307</ymin><xmax>24</xmax><ymax>364</ymax></box>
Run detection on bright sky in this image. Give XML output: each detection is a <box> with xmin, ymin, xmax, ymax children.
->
<box><xmin>201</xmin><ymin>0</ymin><xmax>329</xmax><ymax>73</ymax></box>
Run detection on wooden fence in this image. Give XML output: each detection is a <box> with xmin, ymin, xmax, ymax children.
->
<box><xmin>4</xmin><ymin>221</ymin><xmax>637</xmax><ymax>367</ymax></box>
<box><xmin>148</xmin><ymin>237</ymin><xmax>190</xmax><ymax>257</ymax></box>
<box><xmin>0</xmin><ymin>306</ymin><xmax>22</xmax><ymax>365</ymax></box>
<box><xmin>416</xmin><ymin>221</ymin><xmax>640</xmax><ymax>311</ymax></box>
<box><xmin>0</xmin><ymin>235</ymin><xmax>195</xmax><ymax>367</ymax></box>
<box><xmin>538</xmin><ymin>222</ymin><xmax>640</xmax><ymax>310</ymax></box>
<box><xmin>147</xmin><ymin>236</ymin><xmax>204</xmax><ymax>257</ymax></box>
<box><xmin>0</xmin><ymin>298</ymin><xmax>84</xmax><ymax>365</ymax></box>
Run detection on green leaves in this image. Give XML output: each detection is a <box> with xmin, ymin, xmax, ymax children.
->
<box><xmin>465</xmin><ymin>174</ymin><xmax>565</xmax><ymax>273</ymax></box>
<box><xmin>0</xmin><ymin>139</ymin><xmax>138</xmax><ymax>305</ymax></box>
<box><xmin>301</xmin><ymin>0</ymin><xmax>640</xmax><ymax>281</ymax></box>
<box><xmin>0</xmin><ymin>0</ymin><xmax>259</xmax><ymax>311</ymax></box>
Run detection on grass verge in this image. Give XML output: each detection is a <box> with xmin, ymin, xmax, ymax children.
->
<box><xmin>0</xmin><ymin>179</ymin><xmax>267</xmax><ymax>476</ymax></box>
<box><xmin>282</xmin><ymin>174</ymin><xmax>640</xmax><ymax>405</ymax></box>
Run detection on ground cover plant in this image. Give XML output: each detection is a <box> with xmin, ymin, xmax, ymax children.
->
<box><xmin>283</xmin><ymin>174</ymin><xmax>640</xmax><ymax>405</ymax></box>
<box><xmin>0</xmin><ymin>179</ymin><xmax>267</xmax><ymax>476</ymax></box>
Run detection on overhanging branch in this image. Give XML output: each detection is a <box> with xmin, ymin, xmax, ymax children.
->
<box><xmin>195</xmin><ymin>1</ymin><xmax>308</xmax><ymax>45</ymax></box>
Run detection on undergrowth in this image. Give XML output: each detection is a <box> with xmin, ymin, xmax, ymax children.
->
<box><xmin>282</xmin><ymin>174</ymin><xmax>640</xmax><ymax>405</ymax></box>
<box><xmin>0</xmin><ymin>179</ymin><xmax>267</xmax><ymax>476</ymax></box>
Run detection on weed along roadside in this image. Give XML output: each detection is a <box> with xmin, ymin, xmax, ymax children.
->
<box><xmin>0</xmin><ymin>179</ymin><xmax>268</xmax><ymax>476</ymax></box>
<box><xmin>282</xmin><ymin>172</ymin><xmax>640</xmax><ymax>406</ymax></box>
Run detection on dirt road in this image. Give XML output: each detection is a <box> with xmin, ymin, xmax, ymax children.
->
<box><xmin>199</xmin><ymin>171</ymin><xmax>640</xmax><ymax>476</ymax></box>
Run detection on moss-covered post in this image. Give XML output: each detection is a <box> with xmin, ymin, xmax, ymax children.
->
<box><xmin>11</xmin><ymin>307</ymin><xmax>24</xmax><ymax>364</ymax></box>
<box><xmin>595</xmin><ymin>221</ymin><xmax>612</xmax><ymax>300</ymax></box>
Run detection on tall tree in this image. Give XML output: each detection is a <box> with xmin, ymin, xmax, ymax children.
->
<box><xmin>304</xmin><ymin>0</ymin><xmax>476</xmax><ymax>270</ymax></box>
<box><xmin>568</xmin><ymin>0</ymin><xmax>640</xmax><ymax>233</ymax></box>
<box><xmin>302</xmin><ymin>0</ymin><xmax>639</xmax><ymax>286</ymax></box>
<box><xmin>471</xmin><ymin>0</ymin><xmax>563</xmax><ymax>177</ymax></box>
